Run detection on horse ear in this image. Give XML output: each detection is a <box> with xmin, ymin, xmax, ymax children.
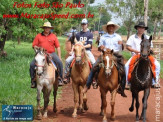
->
<box><xmin>141</xmin><ymin>34</ymin><xmax>144</xmax><ymax>40</ymax></box>
<box><xmin>149</xmin><ymin>35</ymin><xmax>152</xmax><ymax>41</ymax></box>
<box><xmin>74</xmin><ymin>38</ymin><xmax>78</xmax><ymax>44</ymax></box>
<box><xmin>111</xmin><ymin>49</ymin><xmax>114</xmax><ymax>54</ymax></box>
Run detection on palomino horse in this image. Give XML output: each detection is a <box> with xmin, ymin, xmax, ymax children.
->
<box><xmin>98</xmin><ymin>49</ymin><xmax>119</xmax><ymax>122</ymax></box>
<box><xmin>129</xmin><ymin>35</ymin><xmax>153</xmax><ymax>122</ymax></box>
<box><xmin>71</xmin><ymin>40</ymin><xmax>90</xmax><ymax>117</ymax></box>
<box><xmin>34</xmin><ymin>47</ymin><xmax>58</xmax><ymax>120</ymax></box>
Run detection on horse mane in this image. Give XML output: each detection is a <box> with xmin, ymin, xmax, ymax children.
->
<box><xmin>35</xmin><ymin>47</ymin><xmax>51</xmax><ymax>65</ymax></box>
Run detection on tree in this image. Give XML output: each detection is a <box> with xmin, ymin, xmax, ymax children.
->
<box><xmin>106</xmin><ymin>0</ymin><xmax>144</xmax><ymax>39</ymax></box>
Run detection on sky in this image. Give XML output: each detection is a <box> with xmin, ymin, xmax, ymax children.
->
<box><xmin>90</xmin><ymin>0</ymin><xmax>122</xmax><ymax>24</ymax></box>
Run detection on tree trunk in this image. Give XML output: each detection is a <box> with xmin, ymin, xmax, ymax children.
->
<box><xmin>18</xmin><ymin>36</ymin><xmax>21</xmax><ymax>45</ymax></box>
<box><xmin>153</xmin><ymin>18</ymin><xmax>158</xmax><ymax>40</ymax></box>
<box><xmin>157</xmin><ymin>21</ymin><xmax>162</xmax><ymax>39</ymax></box>
<box><xmin>144</xmin><ymin>0</ymin><xmax>149</xmax><ymax>26</ymax></box>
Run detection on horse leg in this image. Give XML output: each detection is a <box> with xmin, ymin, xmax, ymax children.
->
<box><xmin>100</xmin><ymin>88</ymin><xmax>104</xmax><ymax>116</ymax></box>
<box><xmin>110</xmin><ymin>89</ymin><xmax>117</xmax><ymax>121</ymax></box>
<box><xmin>37</xmin><ymin>85</ymin><xmax>43</xmax><ymax>120</ymax></box>
<box><xmin>140</xmin><ymin>96</ymin><xmax>144</xmax><ymax>120</ymax></box>
<box><xmin>129</xmin><ymin>92</ymin><xmax>135</xmax><ymax>112</ymax></box>
<box><xmin>53</xmin><ymin>81</ymin><xmax>58</xmax><ymax>113</ymax></box>
<box><xmin>135</xmin><ymin>92</ymin><xmax>140</xmax><ymax>122</ymax></box>
<box><xmin>72</xmin><ymin>82</ymin><xmax>79</xmax><ymax>118</ymax></box>
<box><xmin>140</xmin><ymin>88</ymin><xmax>150</xmax><ymax>122</ymax></box>
<box><xmin>83</xmin><ymin>90</ymin><xmax>88</xmax><ymax>111</ymax></box>
<box><xmin>78</xmin><ymin>85</ymin><xmax>84</xmax><ymax>113</ymax></box>
<box><xmin>100</xmin><ymin>88</ymin><xmax>107</xmax><ymax>122</ymax></box>
<box><xmin>42</xmin><ymin>88</ymin><xmax>51</xmax><ymax>118</ymax></box>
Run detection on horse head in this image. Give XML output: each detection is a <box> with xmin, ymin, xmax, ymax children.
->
<box><xmin>34</xmin><ymin>47</ymin><xmax>48</xmax><ymax>76</ymax></box>
<box><xmin>73</xmin><ymin>39</ymin><xmax>85</xmax><ymax>65</ymax></box>
<box><xmin>102</xmin><ymin>48</ymin><xmax>114</xmax><ymax>76</ymax></box>
<box><xmin>140</xmin><ymin>35</ymin><xmax>152</xmax><ymax>59</ymax></box>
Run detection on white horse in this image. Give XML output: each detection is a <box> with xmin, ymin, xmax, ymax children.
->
<box><xmin>34</xmin><ymin>47</ymin><xmax>58</xmax><ymax>120</ymax></box>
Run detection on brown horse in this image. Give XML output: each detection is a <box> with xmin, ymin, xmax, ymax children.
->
<box><xmin>71</xmin><ymin>40</ymin><xmax>90</xmax><ymax>117</ymax></box>
<box><xmin>98</xmin><ymin>49</ymin><xmax>119</xmax><ymax>122</ymax></box>
<box><xmin>34</xmin><ymin>47</ymin><xmax>58</xmax><ymax>120</ymax></box>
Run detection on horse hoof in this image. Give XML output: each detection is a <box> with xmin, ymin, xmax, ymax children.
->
<box><xmin>53</xmin><ymin>108</ymin><xmax>57</xmax><ymax>113</ymax></box>
<box><xmin>100</xmin><ymin>112</ymin><xmax>104</xmax><ymax>116</ymax></box>
<box><xmin>43</xmin><ymin>112</ymin><xmax>47</xmax><ymax>118</ymax></box>
<box><xmin>110</xmin><ymin>117</ymin><xmax>115</xmax><ymax>121</ymax></box>
<box><xmin>140</xmin><ymin>116</ymin><xmax>143</xmax><ymax>120</ymax></box>
<box><xmin>37</xmin><ymin>115</ymin><xmax>42</xmax><ymax>120</ymax></box>
<box><xmin>84</xmin><ymin>106</ymin><xmax>89</xmax><ymax>111</ymax></box>
<box><xmin>72</xmin><ymin>114</ymin><xmax>77</xmax><ymax>118</ymax></box>
<box><xmin>103</xmin><ymin>119</ymin><xmax>108</xmax><ymax>122</ymax></box>
<box><xmin>129</xmin><ymin>107</ymin><xmax>134</xmax><ymax>112</ymax></box>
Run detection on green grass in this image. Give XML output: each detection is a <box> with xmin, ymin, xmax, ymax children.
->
<box><xmin>0</xmin><ymin>36</ymin><xmax>67</xmax><ymax>121</ymax></box>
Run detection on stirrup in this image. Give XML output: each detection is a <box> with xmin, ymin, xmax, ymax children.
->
<box><xmin>92</xmin><ymin>80</ymin><xmax>98</xmax><ymax>89</ymax></box>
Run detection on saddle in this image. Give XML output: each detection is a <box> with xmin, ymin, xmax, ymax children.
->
<box><xmin>128</xmin><ymin>54</ymin><xmax>156</xmax><ymax>82</ymax></box>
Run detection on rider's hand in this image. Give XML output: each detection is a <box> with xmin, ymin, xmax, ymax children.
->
<box><xmin>100</xmin><ymin>45</ymin><xmax>105</xmax><ymax>50</ymax></box>
<box><xmin>69</xmin><ymin>51</ymin><xmax>73</xmax><ymax>56</ymax></box>
<box><xmin>118</xmin><ymin>41</ymin><xmax>123</xmax><ymax>45</ymax></box>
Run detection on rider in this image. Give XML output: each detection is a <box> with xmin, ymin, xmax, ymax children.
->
<box><xmin>63</xmin><ymin>18</ymin><xmax>96</xmax><ymax>83</ymax></box>
<box><xmin>125</xmin><ymin>22</ymin><xmax>160</xmax><ymax>88</ymax></box>
<box><xmin>68</xmin><ymin>27</ymin><xmax>77</xmax><ymax>41</ymax></box>
<box><xmin>83</xmin><ymin>21</ymin><xmax>127</xmax><ymax>97</ymax></box>
<box><xmin>30</xmin><ymin>22</ymin><xmax>64</xmax><ymax>88</ymax></box>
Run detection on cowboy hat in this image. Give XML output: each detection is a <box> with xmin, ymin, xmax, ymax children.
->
<box><xmin>40</xmin><ymin>22</ymin><xmax>54</xmax><ymax>29</ymax></box>
<box><xmin>134</xmin><ymin>22</ymin><xmax>148</xmax><ymax>30</ymax></box>
<box><xmin>102</xmin><ymin>21</ymin><xmax>120</xmax><ymax>32</ymax></box>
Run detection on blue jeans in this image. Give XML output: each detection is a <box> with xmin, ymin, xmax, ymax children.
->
<box><xmin>86</xmin><ymin>57</ymin><xmax>101</xmax><ymax>88</ymax></box>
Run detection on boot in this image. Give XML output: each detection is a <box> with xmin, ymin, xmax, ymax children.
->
<box><xmin>31</xmin><ymin>78</ymin><xmax>37</xmax><ymax>88</ymax></box>
<box><xmin>58</xmin><ymin>77</ymin><xmax>63</xmax><ymax>86</ymax></box>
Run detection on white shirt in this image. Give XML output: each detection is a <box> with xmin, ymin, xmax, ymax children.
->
<box><xmin>98</xmin><ymin>33</ymin><xmax>122</xmax><ymax>52</ymax></box>
<box><xmin>126</xmin><ymin>34</ymin><xmax>153</xmax><ymax>56</ymax></box>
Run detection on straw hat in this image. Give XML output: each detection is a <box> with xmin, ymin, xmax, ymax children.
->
<box><xmin>102</xmin><ymin>21</ymin><xmax>120</xmax><ymax>32</ymax></box>
<box><xmin>134</xmin><ymin>22</ymin><xmax>148</xmax><ymax>30</ymax></box>
<box><xmin>40</xmin><ymin>22</ymin><xmax>54</xmax><ymax>29</ymax></box>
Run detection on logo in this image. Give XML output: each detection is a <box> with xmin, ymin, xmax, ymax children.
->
<box><xmin>2</xmin><ymin>105</ymin><xmax>33</xmax><ymax>121</ymax></box>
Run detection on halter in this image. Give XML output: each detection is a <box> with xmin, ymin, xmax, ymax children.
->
<box><xmin>74</xmin><ymin>43</ymin><xmax>85</xmax><ymax>59</ymax></box>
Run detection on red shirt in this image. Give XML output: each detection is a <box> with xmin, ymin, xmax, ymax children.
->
<box><xmin>32</xmin><ymin>32</ymin><xmax>60</xmax><ymax>53</ymax></box>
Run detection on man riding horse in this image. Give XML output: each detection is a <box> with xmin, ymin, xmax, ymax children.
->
<box><xmin>125</xmin><ymin>22</ymin><xmax>160</xmax><ymax>89</ymax></box>
<box><xmin>29</xmin><ymin>22</ymin><xmax>64</xmax><ymax>88</ymax></box>
<box><xmin>63</xmin><ymin>18</ymin><xmax>95</xmax><ymax>83</ymax></box>
<box><xmin>83</xmin><ymin>21</ymin><xmax>127</xmax><ymax>97</ymax></box>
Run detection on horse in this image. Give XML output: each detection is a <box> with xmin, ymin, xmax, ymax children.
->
<box><xmin>129</xmin><ymin>35</ymin><xmax>153</xmax><ymax>122</ymax></box>
<box><xmin>70</xmin><ymin>40</ymin><xmax>90</xmax><ymax>117</ymax></box>
<box><xmin>98</xmin><ymin>48</ymin><xmax>119</xmax><ymax>122</ymax></box>
<box><xmin>34</xmin><ymin>47</ymin><xmax>58</xmax><ymax>120</ymax></box>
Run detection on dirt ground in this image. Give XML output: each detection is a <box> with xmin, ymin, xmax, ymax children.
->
<box><xmin>34</xmin><ymin>41</ymin><xmax>163</xmax><ymax>122</ymax></box>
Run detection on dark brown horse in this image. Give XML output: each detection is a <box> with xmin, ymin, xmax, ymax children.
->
<box><xmin>68</xmin><ymin>31</ymin><xmax>76</xmax><ymax>49</ymax></box>
<box><xmin>129</xmin><ymin>35</ymin><xmax>153</xmax><ymax>122</ymax></box>
<box><xmin>98</xmin><ymin>49</ymin><xmax>119</xmax><ymax>122</ymax></box>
